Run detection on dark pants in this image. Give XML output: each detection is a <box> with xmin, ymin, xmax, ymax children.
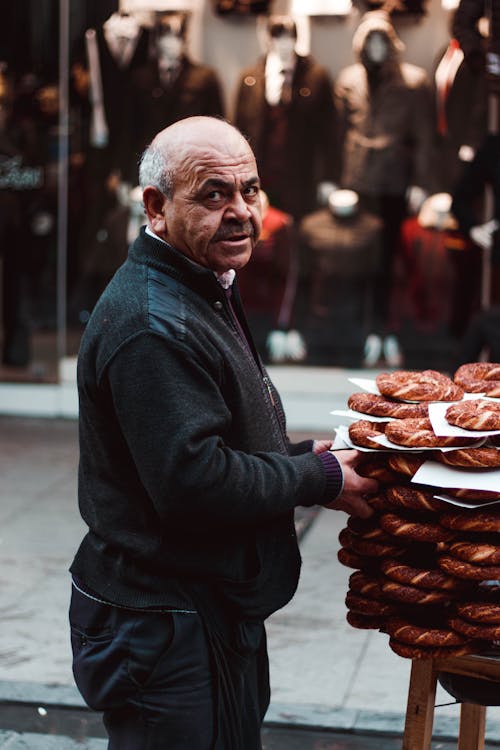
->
<box><xmin>69</xmin><ymin>583</ymin><xmax>269</xmax><ymax>749</ymax></box>
<box><xmin>69</xmin><ymin>585</ymin><xmax>214</xmax><ymax>749</ymax></box>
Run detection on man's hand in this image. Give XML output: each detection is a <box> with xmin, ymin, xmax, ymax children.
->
<box><xmin>312</xmin><ymin>439</ymin><xmax>334</xmax><ymax>455</ymax></box>
<box><xmin>323</xmin><ymin>449</ymin><xmax>377</xmax><ymax>518</ymax></box>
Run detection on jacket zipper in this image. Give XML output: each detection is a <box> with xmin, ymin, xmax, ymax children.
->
<box><xmin>262</xmin><ymin>375</ymin><xmax>275</xmax><ymax>406</ymax></box>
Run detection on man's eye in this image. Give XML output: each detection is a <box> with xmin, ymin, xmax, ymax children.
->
<box><xmin>207</xmin><ymin>190</ymin><xmax>223</xmax><ymax>201</ymax></box>
<box><xmin>245</xmin><ymin>186</ymin><xmax>259</xmax><ymax>198</ymax></box>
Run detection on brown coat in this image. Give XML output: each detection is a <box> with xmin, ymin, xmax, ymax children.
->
<box><xmin>335</xmin><ymin>15</ymin><xmax>434</xmax><ymax>196</ymax></box>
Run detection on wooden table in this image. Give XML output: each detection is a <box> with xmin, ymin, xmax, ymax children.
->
<box><xmin>403</xmin><ymin>654</ymin><xmax>500</xmax><ymax>750</ymax></box>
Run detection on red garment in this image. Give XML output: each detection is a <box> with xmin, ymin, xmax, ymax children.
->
<box><xmin>390</xmin><ymin>216</ymin><xmax>478</xmax><ymax>332</ymax></box>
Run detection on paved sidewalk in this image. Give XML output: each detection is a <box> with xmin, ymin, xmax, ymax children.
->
<box><xmin>1</xmin><ymin>372</ymin><xmax>500</xmax><ymax>745</ymax></box>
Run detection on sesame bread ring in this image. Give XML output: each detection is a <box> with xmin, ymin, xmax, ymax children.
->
<box><xmin>348</xmin><ymin>571</ymin><xmax>386</xmax><ymax>599</ymax></box>
<box><xmin>384</xmin><ymin>618</ymin><xmax>468</xmax><ymax>647</ymax></box>
<box><xmin>454</xmin><ymin>363</ymin><xmax>500</xmax><ymax>384</ymax></box>
<box><xmin>337</xmin><ymin>547</ymin><xmax>377</xmax><ymax>570</ymax></box>
<box><xmin>458</xmin><ymin>363</ymin><xmax>500</xmax><ymax>382</ymax></box>
<box><xmin>447</xmin><ymin>541</ymin><xmax>500</xmax><ymax>566</ymax></box>
<box><xmin>453</xmin><ymin>379</ymin><xmax>500</xmax><ymax>396</ymax></box>
<box><xmin>346</xmin><ymin>611</ymin><xmax>388</xmax><ymax>630</ymax></box>
<box><xmin>376</xmin><ymin>370</ymin><xmax>464</xmax><ymax>402</ymax></box>
<box><xmin>380</xmin><ymin>512</ymin><xmax>456</xmax><ymax>543</ymax></box>
<box><xmin>386</xmin><ymin>485</ymin><xmax>444</xmax><ymax>513</ymax></box>
<box><xmin>381</xmin><ymin>580</ymin><xmax>454</xmax><ymax>605</ymax></box>
<box><xmin>365</xmin><ymin>493</ymin><xmax>395</xmax><ymax>512</ymax></box>
<box><xmin>339</xmin><ymin>527</ymin><xmax>405</xmax><ymax>558</ymax></box>
<box><xmin>434</xmin><ymin>447</ymin><xmax>500</xmax><ymax>469</ymax></box>
<box><xmin>346</xmin><ymin>516</ymin><xmax>391</xmax><ymax>540</ymax></box>
<box><xmin>453</xmin><ymin>364</ymin><xmax>500</xmax><ymax>397</ymax></box>
<box><xmin>449</xmin><ymin>616</ymin><xmax>500</xmax><ymax>640</ymax></box>
<box><xmin>385</xmin><ymin>418</ymin><xmax>478</xmax><ymax>448</ymax></box>
<box><xmin>440</xmin><ymin>510</ymin><xmax>500</xmax><ymax>533</ymax></box>
<box><xmin>380</xmin><ymin>558</ymin><xmax>470</xmax><ymax>592</ymax></box>
<box><xmin>355</xmin><ymin>455</ymin><xmax>402</xmax><ymax>484</ymax></box>
<box><xmin>443</xmin><ymin>487</ymin><xmax>500</xmax><ymax>503</ymax></box>
<box><xmin>387</xmin><ymin>453</ymin><xmax>427</xmax><ymax>477</ymax></box>
<box><xmin>455</xmin><ymin>602</ymin><xmax>500</xmax><ymax>624</ymax></box>
<box><xmin>438</xmin><ymin>554</ymin><xmax>500</xmax><ymax>581</ymax></box>
<box><xmin>348</xmin><ymin>419</ymin><xmax>388</xmax><ymax>449</ymax></box>
<box><xmin>445</xmin><ymin>399</ymin><xmax>500</xmax><ymax>431</ymax></box>
<box><xmin>345</xmin><ymin>591</ymin><xmax>398</xmax><ymax>617</ymax></box>
<box><xmin>389</xmin><ymin>638</ymin><xmax>478</xmax><ymax>660</ymax></box>
<box><xmin>347</xmin><ymin>392</ymin><xmax>429</xmax><ymax>419</ymax></box>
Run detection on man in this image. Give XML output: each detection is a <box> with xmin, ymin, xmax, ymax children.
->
<box><xmin>69</xmin><ymin>116</ymin><xmax>377</xmax><ymax>750</ymax></box>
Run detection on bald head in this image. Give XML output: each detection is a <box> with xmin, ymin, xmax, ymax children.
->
<box><xmin>139</xmin><ymin>115</ymin><xmax>262</xmax><ymax>273</ymax></box>
<box><xmin>139</xmin><ymin>117</ymin><xmax>253</xmax><ymax>197</ymax></box>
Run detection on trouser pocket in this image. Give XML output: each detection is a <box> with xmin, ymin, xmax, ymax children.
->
<box><xmin>69</xmin><ymin>585</ymin><xmax>174</xmax><ymax>712</ymax></box>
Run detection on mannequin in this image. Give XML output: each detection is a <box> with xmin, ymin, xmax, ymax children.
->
<box><xmin>69</xmin><ymin>12</ymin><xmax>225</xmax><ymax>325</ymax></box>
<box><xmin>452</xmin><ymin>132</ymin><xmax>500</xmax><ymax>308</ymax></box>
<box><xmin>431</xmin><ymin>23</ymin><xmax>488</xmax><ymax>193</ymax></box>
<box><xmin>73</xmin><ymin>11</ymin><xmax>151</xmax><ymax>180</ymax></box>
<box><xmin>69</xmin><ymin>11</ymin><xmax>152</xmax><ymax>325</ymax></box>
<box><xmin>126</xmin><ymin>12</ymin><xmax>225</xmax><ymax>184</ymax></box>
<box><xmin>234</xmin><ymin>15</ymin><xmax>336</xmax><ymax>220</ymax></box>
<box><xmin>298</xmin><ymin>189</ymin><xmax>383</xmax><ymax>364</ymax></box>
<box><xmin>335</xmin><ymin>10</ymin><xmax>434</xmax><ymax>366</ymax></box>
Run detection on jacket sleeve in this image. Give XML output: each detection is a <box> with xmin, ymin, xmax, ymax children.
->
<box><xmin>104</xmin><ymin>331</ymin><xmax>328</xmax><ymax>529</ymax></box>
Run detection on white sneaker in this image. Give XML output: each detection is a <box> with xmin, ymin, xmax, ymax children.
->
<box><xmin>267</xmin><ymin>330</ymin><xmax>288</xmax><ymax>363</ymax></box>
<box><xmin>383</xmin><ymin>335</ymin><xmax>403</xmax><ymax>368</ymax></box>
<box><xmin>285</xmin><ymin>330</ymin><xmax>307</xmax><ymax>362</ymax></box>
<box><xmin>363</xmin><ymin>334</ymin><xmax>382</xmax><ymax>367</ymax></box>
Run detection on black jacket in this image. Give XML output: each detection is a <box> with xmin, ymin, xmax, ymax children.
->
<box><xmin>71</xmin><ymin>228</ymin><xmax>331</xmax><ymax>621</ymax></box>
<box><xmin>234</xmin><ymin>54</ymin><xmax>336</xmax><ymax>218</ymax></box>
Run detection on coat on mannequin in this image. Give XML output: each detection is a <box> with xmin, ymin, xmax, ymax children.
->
<box><xmin>73</xmin><ymin>11</ymin><xmax>151</xmax><ymax>179</ymax></box>
<box><xmin>432</xmin><ymin>30</ymin><xmax>488</xmax><ymax>193</ymax></box>
<box><xmin>234</xmin><ymin>16</ymin><xmax>336</xmax><ymax>220</ymax></box>
<box><xmin>335</xmin><ymin>11</ymin><xmax>433</xmax><ymax>201</ymax></box>
<box><xmin>125</xmin><ymin>13</ymin><xmax>225</xmax><ymax>185</ymax></box>
<box><xmin>335</xmin><ymin>11</ymin><xmax>434</xmax><ymax>366</ymax></box>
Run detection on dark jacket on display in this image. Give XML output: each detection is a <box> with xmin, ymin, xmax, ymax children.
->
<box><xmin>70</xmin><ymin>228</ymin><xmax>330</xmax><ymax>624</ymax></box>
<box><xmin>125</xmin><ymin>56</ymin><xmax>225</xmax><ymax>183</ymax></box>
<box><xmin>335</xmin><ymin>13</ymin><xmax>434</xmax><ymax>196</ymax></box>
<box><xmin>431</xmin><ymin>40</ymin><xmax>488</xmax><ymax>193</ymax></box>
<box><xmin>234</xmin><ymin>54</ymin><xmax>336</xmax><ymax>219</ymax></box>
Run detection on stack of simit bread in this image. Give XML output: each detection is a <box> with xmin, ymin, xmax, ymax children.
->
<box><xmin>337</xmin><ymin>363</ymin><xmax>500</xmax><ymax>660</ymax></box>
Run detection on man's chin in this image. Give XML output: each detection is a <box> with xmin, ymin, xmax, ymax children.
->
<box><xmin>214</xmin><ymin>240</ymin><xmax>253</xmax><ymax>270</ymax></box>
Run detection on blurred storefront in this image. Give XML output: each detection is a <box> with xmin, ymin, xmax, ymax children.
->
<box><xmin>0</xmin><ymin>0</ymin><xmax>494</xmax><ymax>385</ymax></box>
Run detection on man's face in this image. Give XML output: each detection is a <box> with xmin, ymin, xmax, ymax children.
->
<box><xmin>159</xmin><ymin>140</ymin><xmax>262</xmax><ymax>273</ymax></box>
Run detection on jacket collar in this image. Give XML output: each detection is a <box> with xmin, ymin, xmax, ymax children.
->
<box><xmin>129</xmin><ymin>226</ymin><xmax>225</xmax><ymax>300</ymax></box>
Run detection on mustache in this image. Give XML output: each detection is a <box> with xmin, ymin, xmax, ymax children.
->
<box><xmin>212</xmin><ymin>220</ymin><xmax>255</xmax><ymax>242</ymax></box>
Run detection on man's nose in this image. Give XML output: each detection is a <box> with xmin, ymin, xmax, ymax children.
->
<box><xmin>226</xmin><ymin>192</ymin><xmax>251</xmax><ymax>220</ymax></box>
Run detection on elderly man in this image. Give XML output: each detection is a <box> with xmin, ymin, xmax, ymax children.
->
<box><xmin>69</xmin><ymin>116</ymin><xmax>376</xmax><ymax>750</ymax></box>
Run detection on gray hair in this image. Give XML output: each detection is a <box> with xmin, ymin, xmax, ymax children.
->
<box><xmin>138</xmin><ymin>144</ymin><xmax>174</xmax><ymax>198</ymax></box>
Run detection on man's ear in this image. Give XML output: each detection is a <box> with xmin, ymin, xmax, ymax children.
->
<box><xmin>142</xmin><ymin>186</ymin><xmax>168</xmax><ymax>236</ymax></box>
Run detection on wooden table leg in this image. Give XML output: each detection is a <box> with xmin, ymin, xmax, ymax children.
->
<box><xmin>403</xmin><ymin>659</ymin><xmax>438</xmax><ymax>750</ymax></box>
<box><xmin>458</xmin><ymin>703</ymin><xmax>486</xmax><ymax>750</ymax></box>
